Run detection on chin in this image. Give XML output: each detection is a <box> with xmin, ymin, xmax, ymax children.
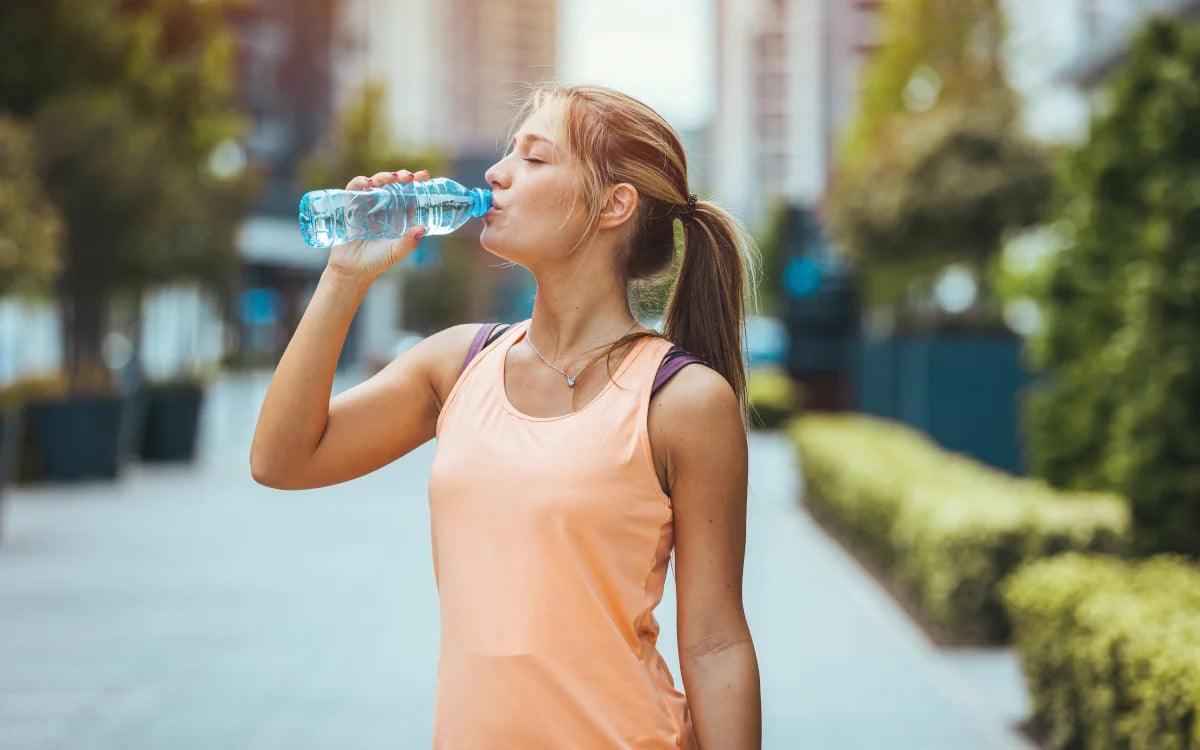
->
<box><xmin>479</xmin><ymin>232</ymin><xmax>519</xmax><ymax>264</ymax></box>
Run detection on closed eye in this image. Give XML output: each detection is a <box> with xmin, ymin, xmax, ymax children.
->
<box><xmin>523</xmin><ymin>158</ymin><xmax>543</xmax><ymax>164</ymax></box>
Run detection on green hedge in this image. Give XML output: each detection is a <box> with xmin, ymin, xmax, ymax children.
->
<box><xmin>790</xmin><ymin>413</ymin><xmax>1130</xmax><ymax>643</ymax></box>
<box><xmin>747</xmin><ymin>366</ymin><xmax>802</xmax><ymax>430</ymax></box>
<box><xmin>1001</xmin><ymin>553</ymin><xmax>1200</xmax><ymax>750</ymax></box>
<box><xmin>1023</xmin><ymin>19</ymin><xmax>1200</xmax><ymax>557</ymax></box>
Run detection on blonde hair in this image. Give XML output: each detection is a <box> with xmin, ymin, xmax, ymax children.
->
<box><xmin>507</xmin><ymin>83</ymin><xmax>761</xmax><ymax>427</ymax></box>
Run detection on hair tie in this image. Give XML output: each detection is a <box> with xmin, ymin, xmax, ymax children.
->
<box><xmin>678</xmin><ymin>193</ymin><xmax>698</xmax><ymax>220</ymax></box>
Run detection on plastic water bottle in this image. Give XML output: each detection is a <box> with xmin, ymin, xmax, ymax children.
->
<box><xmin>298</xmin><ymin>176</ymin><xmax>492</xmax><ymax>248</ymax></box>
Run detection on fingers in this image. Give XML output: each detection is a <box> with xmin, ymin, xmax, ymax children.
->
<box><xmin>347</xmin><ymin>169</ymin><xmax>432</xmax><ymax>190</ymax></box>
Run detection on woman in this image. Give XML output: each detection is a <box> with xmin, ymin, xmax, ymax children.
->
<box><xmin>251</xmin><ymin>84</ymin><xmax>762</xmax><ymax>749</ymax></box>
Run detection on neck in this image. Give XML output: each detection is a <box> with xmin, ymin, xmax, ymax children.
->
<box><xmin>526</xmin><ymin>265</ymin><xmax>638</xmax><ymax>361</ymax></box>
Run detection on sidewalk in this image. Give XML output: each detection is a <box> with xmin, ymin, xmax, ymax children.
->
<box><xmin>0</xmin><ymin>373</ymin><xmax>1032</xmax><ymax>749</ymax></box>
<box><xmin>741</xmin><ymin>434</ymin><xmax>1033</xmax><ymax>749</ymax></box>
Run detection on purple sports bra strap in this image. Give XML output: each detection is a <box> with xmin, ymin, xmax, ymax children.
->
<box><xmin>651</xmin><ymin>347</ymin><xmax>706</xmax><ymax>398</ymax></box>
<box><xmin>460</xmin><ymin>322</ymin><xmax>503</xmax><ymax>376</ymax></box>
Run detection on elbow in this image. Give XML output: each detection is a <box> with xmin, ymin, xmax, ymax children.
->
<box><xmin>250</xmin><ymin>450</ymin><xmax>290</xmax><ymax>489</ymax></box>
<box><xmin>250</xmin><ymin>457</ymin><xmax>277</xmax><ymax>488</ymax></box>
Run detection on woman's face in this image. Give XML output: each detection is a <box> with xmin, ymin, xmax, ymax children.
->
<box><xmin>481</xmin><ymin>103</ymin><xmax>589</xmax><ymax>266</ymax></box>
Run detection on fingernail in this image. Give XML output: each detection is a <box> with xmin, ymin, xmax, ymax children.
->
<box><xmin>416</xmin><ymin>229</ymin><xmax>426</xmax><ymax>239</ymax></box>
<box><xmin>366</xmin><ymin>177</ymin><xmax>374</xmax><ymax>185</ymax></box>
<box><xmin>391</xmin><ymin>172</ymin><xmax>400</xmax><ymax>178</ymax></box>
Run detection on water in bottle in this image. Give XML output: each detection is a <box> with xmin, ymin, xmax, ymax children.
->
<box><xmin>298</xmin><ymin>176</ymin><xmax>492</xmax><ymax>248</ymax></box>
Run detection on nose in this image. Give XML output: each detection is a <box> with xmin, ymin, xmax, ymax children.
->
<box><xmin>484</xmin><ymin>157</ymin><xmax>509</xmax><ymax>191</ymax></box>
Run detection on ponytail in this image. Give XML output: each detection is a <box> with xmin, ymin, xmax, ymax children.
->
<box><xmin>663</xmin><ymin>201</ymin><xmax>760</xmax><ymax>429</ymax></box>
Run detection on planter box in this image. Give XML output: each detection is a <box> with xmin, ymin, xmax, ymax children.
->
<box><xmin>139</xmin><ymin>384</ymin><xmax>205</xmax><ymax>462</ymax></box>
<box><xmin>0</xmin><ymin>409</ymin><xmax>21</xmax><ymax>542</ymax></box>
<box><xmin>855</xmin><ymin>335</ymin><xmax>1033</xmax><ymax>474</ymax></box>
<box><xmin>19</xmin><ymin>396</ymin><xmax>135</xmax><ymax>482</ymax></box>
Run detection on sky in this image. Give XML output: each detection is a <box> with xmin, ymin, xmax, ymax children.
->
<box><xmin>557</xmin><ymin>0</ymin><xmax>715</xmax><ymax>131</ymax></box>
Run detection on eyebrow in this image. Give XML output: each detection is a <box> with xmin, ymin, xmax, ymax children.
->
<box><xmin>511</xmin><ymin>133</ymin><xmax>557</xmax><ymax>151</ymax></box>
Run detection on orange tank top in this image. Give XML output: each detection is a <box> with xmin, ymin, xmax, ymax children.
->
<box><xmin>428</xmin><ymin>318</ymin><xmax>699</xmax><ymax>749</ymax></box>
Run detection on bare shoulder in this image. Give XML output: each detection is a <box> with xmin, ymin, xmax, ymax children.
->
<box><xmin>402</xmin><ymin>322</ymin><xmax>490</xmax><ymax>411</ymax></box>
<box><xmin>647</xmin><ymin>362</ymin><xmax>744</xmax><ymax>491</ymax></box>
<box><xmin>649</xmin><ymin>363</ymin><xmax>738</xmax><ymax>422</ymax></box>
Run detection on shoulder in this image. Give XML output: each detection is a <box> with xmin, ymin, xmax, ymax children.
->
<box><xmin>648</xmin><ymin>360</ymin><xmax>742</xmax><ymax>453</ymax></box>
<box><xmin>411</xmin><ymin>323</ymin><xmax>497</xmax><ymax>410</ymax></box>
<box><xmin>650</xmin><ymin>359</ymin><xmax>735</xmax><ymax>415</ymax></box>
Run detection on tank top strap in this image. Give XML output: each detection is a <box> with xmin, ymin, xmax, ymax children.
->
<box><xmin>622</xmin><ymin>334</ymin><xmax>679</xmax><ymax>404</ymax></box>
<box><xmin>436</xmin><ymin>320</ymin><xmax>526</xmax><ymax>437</ymax></box>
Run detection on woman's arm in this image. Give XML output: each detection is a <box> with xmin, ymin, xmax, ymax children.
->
<box><xmin>649</xmin><ymin>366</ymin><xmax>761</xmax><ymax>749</ymax></box>
<box><xmin>251</xmin><ymin>168</ymin><xmax>472</xmax><ymax>490</ymax></box>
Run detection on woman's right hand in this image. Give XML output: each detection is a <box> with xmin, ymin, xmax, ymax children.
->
<box><xmin>326</xmin><ymin>169</ymin><xmax>431</xmax><ymax>281</ymax></box>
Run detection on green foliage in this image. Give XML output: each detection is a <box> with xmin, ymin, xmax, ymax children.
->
<box><xmin>631</xmin><ymin>220</ymin><xmax>684</xmax><ymax>321</ymax></box>
<box><xmin>0</xmin><ymin>0</ymin><xmax>260</xmax><ymax>392</ymax></box>
<box><xmin>34</xmin><ymin>92</ymin><xmax>175</xmax><ymax>292</ymax></box>
<box><xmin>831</xmin><ymin>103</ymin><xmax>1053</xmax><ymax>271</ymax></box>
<box><xmin>297</xmin><ymin>81</ymin><xmax>447</xmax><ymax>192</ymax></box>
<box><xmin>839</xmin><ymin>0</ymin><xmax>1010</xmax><ymax>165</ymax></box>
<box><xmin>0</xmin><ymin>373</ymin><xmax>69</xmax><ymax>410</ymax></box>
<box><xmin>750</xmin><ymin>197</ymin><xmax>789</xmax><ymax>318</ymax></box>
<box><xmin>826</xmin><ymin>0</ymin><xmax>1051</xmax><ymax>329</ymax></box>
<box><xmin>1000</xmin><ymin>552</ymin><xmax>1200</xmax><ymax>749</ymax></box>
<box><xmin>791</xmin><ymin>413</ymin><xmax>1130</xmax><ymax>643</ymax></box>
<box><xmin>0</xmin><ymin>116</ymin><xmax>62</xmax><ymax>295</ymax></box>
<box><xmin>747</xmin><ymin>366</ymin><xmax>802</xmax><ymax>430</ymax></box>
<box><xmin>1024</xmin><ymin>19</ymin><xmax>1200</xmax><ymax>556</ymax></box>
<box><xmin>402</xmin><ymin>232</ymin><xmax>476</xmax><ymax>334</ymax></box>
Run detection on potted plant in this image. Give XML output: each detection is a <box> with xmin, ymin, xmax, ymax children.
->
<box><xmin>0</xmin><ymin>113</ymin><xmax>64</xmax><ymax>503</ymax></box>
<box><xmin>137</xmin><ymin>369</ymin><xmax>219</xmax><ymax>462</ymax></box>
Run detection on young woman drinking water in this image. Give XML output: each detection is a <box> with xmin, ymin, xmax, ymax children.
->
<box><xmin>251</xmin><ymin>83</ymin><xmax>762</xmax><ymax>749</ymax></box>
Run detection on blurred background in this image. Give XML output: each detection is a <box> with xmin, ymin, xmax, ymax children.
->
<box><xmin>2</xmin><ymin>1</ymin><xmax>1199</xmax><ymax>748</ymax></box>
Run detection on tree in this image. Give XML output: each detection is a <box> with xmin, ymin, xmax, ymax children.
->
<box><xmin>298</xmin><ymin>81</ymin><xmax>447</xmax><ymax>193</ymax></box>
<box><xmin>749</xmin><ymin>196</ymin><xmax>791</xmax><ymax>318</ymax></box>
<box><xmin>0</xmin><ymin>0</ymin><xmax>260</xmax><ymax>392</ymax></box>
<box><xmin>824</xmin><ymin>0</ymin><xmax>1052</xmax><ymax>331</ymax></box>
<box><xmin>0</xmin><ymin>116</ymin><xmax>62</xmax><ymax>297</ymax></box>
<box><xmin>1024</xmin><ymin>19</ymin><xmax>1200</xmax><ymax>556</ymax></box>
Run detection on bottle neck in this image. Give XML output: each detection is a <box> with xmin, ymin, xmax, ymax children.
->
<box><xmin>470</xmin><ymin>188</ymin><xmax>493</xmax><ymax>217</ymax></box>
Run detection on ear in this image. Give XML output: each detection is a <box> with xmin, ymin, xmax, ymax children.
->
<box><xmin>597</xmin><ymin>183</ymin><xmax>639</xmax><ymax>231</ymax></box>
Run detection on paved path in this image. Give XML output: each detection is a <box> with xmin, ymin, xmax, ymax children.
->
<box><xmin>0</xmin><ymin>373</ymin><xmax>1033</xmax><ymax>749</ymax></box>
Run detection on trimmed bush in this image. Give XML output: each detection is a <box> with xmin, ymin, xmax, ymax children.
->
<box><xmin>747</xmin><ymin>366</ymin><xmax>802</xmax><ymax>430</ymax></box>
<box><xmin>1024</xmin><ymin>19</ymin><xmax>1200</xmax><ymax>556</ymax></box>
<box><xmin>1001</xmin><ymin>553</ymin><xmax>1200</xmax><ymax>750</ymax></box>
<box><xmin>791</xmin><ymin>413</ymin><xmax>1130</xmax><ymax>643</ymax></box>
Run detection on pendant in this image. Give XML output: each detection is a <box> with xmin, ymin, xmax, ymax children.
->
<box><xmin>567</xmin><ymin>376</ymin><xmax>576</xmax><ymax>387</ymax></box>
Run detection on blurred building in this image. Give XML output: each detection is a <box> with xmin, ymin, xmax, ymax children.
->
<box><xmin>228</xmin><ymin>0</ymin><xmax>340</xmax><ymax>368</ymax></box>
<box><xmin>712</xmin><ymin>0</ymin><xmax>882</xmax><ymax>230</ymax></box>
<box><xmin>710</xmin><ymin>0</ymin><xmax>880</xmax><ymax>410</ymax></box>
<box><xmin>1002</xmin><ymin>0</ymin><xmax>1200</xmax><ymax>143</ymax></box>
<box><xmin>335</xmin><ymin>0</ymin><xmax>557</xmax><ymax>156</ymax></box>
<box><xmin>230</xmin><ymin>0</ymin><xmax>557</xmax><ymax>369</ymax></box>
<box><xmin>1059</xmin><ymin>0</ymin><xmax>1200</xmax><ymax>86</ymax></box>
<box><xmin>334</xmin><ymin>0</ymin><xmax>559</xmax><ymax>331</ymax></box>
<box><xmin>714</xmin><ymin>0</ymin><xmax>1199</xmax><ymax>227</ymax></box>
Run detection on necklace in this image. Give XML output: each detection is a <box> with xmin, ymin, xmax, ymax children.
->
<box><xmin>525</xmin><ymin>320</ymin><xmax>640</xmax><ymax>388</ymax></box>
